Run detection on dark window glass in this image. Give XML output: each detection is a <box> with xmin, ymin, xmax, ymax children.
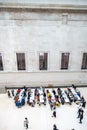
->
<box><xmin>81</xmin><ymin>53</ymin><xmax>87</xmax><ymax>69</ymax></box>
<box><xmin>0</xmin><ymin>53</ymin><xmax>3</xmax><ymax>71</ymax></box>
<box><xmin>61</xmin><ymin>53</ymin><xmax>70</xmax><ymax>69</ymax></box>
<box><xmin>16</xmin><ymin>53</ymin><xmax>26</xmax><ymax>70</ymax></box>
<box><xmin>39</xmin><ymin>53</ymin><xmax>48</xmax><ymax>70</ymax></box>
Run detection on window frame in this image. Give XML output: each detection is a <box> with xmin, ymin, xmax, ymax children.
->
<box><xmin>61</xmin><ymin>52</ymin><xmax>70</xmax><ymax>70</ymax></box>
<box><xmin>39</xmin><ymin>52</ymin><xmax>48</xmax><ymax>71</ymax></box>
<box><xmin>81</xmin><ymin>53</ymin><xmax>87</xmax><ymax>69</ymax></box>
<box><xmin>16</xmin><ymin>52</ymin><xmax>26</xmax><ymax>71</ymax></box>
<box><xmin>0</xmin><ymin>52</ymin><xmax>4</xmax><ymax>71</ymax></box>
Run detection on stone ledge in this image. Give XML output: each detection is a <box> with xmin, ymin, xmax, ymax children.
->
<box><xmin>0</xmin><ymin>2</ymin><xmax>87</xmax><ymax>11</ymax></box>
<box><xmin>0</xmin><ymin>87</ymin><xmax>6</xmax><ymax>93</ymax></box>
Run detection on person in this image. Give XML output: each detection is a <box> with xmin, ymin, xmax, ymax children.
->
<box><xmin>7</xmin><ymin>90</ymin><xmax>11</xmax><ymax>98</ymax></box>
<box><xmin>82</xmin><ymin>100</ymin><xmax>86</xmax><ymax>108</ymax></box>
<box><xmin>79</xmin><ymin>108</ymin><xmax>84</xmax><ymax>123</ymax></box>
<box><xmin>53</xmin><ymin>124</ymin><xmax>59</xmax><ymax>130</ymax></box>
<box><xmin>52</xmin><ymin>89</ymin><xmax>56</xmax><ymax>95</ymax></box>
<box><xmin>50</xmin><ymin>101</ymin><xmax>53</xmax><ymax>110</ymax></box>
<box><xmin>72</xmin><ymin>84</ymin><xmax>76</xmax><ymax>90</ymax></box>
<box><xmin>24</xmin><ymin>117</ymin><xmax>29</xmax><ymax>129</ymax></box>
<box><xmin>17</xmin><ymin>88</ymin><xmax>21</xmax><ymax>94</ymax></box>
<box><xmin>52</xmin><ymin>110</ymin><xmax>56</xmax><ymax>118</ymax></box>
<box><xmin>23</xmin><ymin>86</ymin><xmax>27</xmax><ymax>92</ymax></box>
<box><xmin>81</xmin><ymin>96</ymin><xmax>86</xmax><ymax>108</ymax></box>
<box><xmin>11</xmin><ymin>89</ymin><xmax>14</xmax><ymax>96</ymax></box>
<box><xmin>77</xmin><ymin>105</ymin><xmax>82</xmax><ymax>118</ymax></box>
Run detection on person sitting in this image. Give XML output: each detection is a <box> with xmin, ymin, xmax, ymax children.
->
<box><xmin>21</xmin><ymin>97</ymin><xmax>25</xmax><ymax>106</ymax></box>
<box><xmin>17</xmin><ymin>88</ymin><xmax>21</xmax><ymax>94</ymax></box>
<box><xmin>14</xmin><ymin>95</ymin><xmax>19</xmax><ymax>103</ymax></box>
<box><xmin>11</xmin><ymin>89</ymin><xmax>14</xmax><ymax>96</ymax></box>
<box><xmin>47</xmin><ymin>92</ymin><xmax>51</xmax><ymax>98</ymax></box>
<box><xmin>7</xmin><ymin>90</ymin><xmax>11</xmax><ymax>98</ymax></box>
<box><xmin>55</xmin><ymin>95</ymin><xmax>59</xmax><ymax>102</ymax></box>
<box><xmin>52</xmin><ymin>89</ymin><xmax>56</xmax><ymax>95</ymax></box>
<box><xmin>56</xmin><ymin>101</ymin><xmax>60</xmax><ymax>107</ymax></box>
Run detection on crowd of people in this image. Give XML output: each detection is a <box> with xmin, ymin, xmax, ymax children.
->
<box><xmin>7</xmin><ymin>85</ymin><xmax>86</xmax><ymax>129</ymax></box>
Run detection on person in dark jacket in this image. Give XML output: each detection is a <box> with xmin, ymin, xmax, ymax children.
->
<box><xmin>77</xmin><ymin>106</ymin><xmax>82</xmax><ymax>118</ymax></box>
<box><xmin>81</xmin><ymin>96</ymin><xmax>86</xmax><ymax>108</ymax></box>
<box><xmin>79</xmin><ymin>108</ymin><xmax>84</xmax><ymax>123</ymax></box>
<box><xmin>52</xmin><ymin>111</ymin><xmax>56</xmax><ymax>118</ymax></box>
<box><xmin>53</xmin><ymin>124</ymin><xmax>59</xmax><ymax>130</ymax></box>
<box><xmin>7</xmin><ymin>90</ymin><xmax>11</xmax><ymax>98</ymax></box>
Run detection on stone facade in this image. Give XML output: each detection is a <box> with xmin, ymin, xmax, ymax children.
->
<box><xmin>0</xmin><ymin>1</ymin><xmax>87</xmax><ymax>88</ymax></box>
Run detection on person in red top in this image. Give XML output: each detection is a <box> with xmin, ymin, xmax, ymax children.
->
<box><xmin>17</xmin><ymin>88</ymin><xmax>21</xmax><ymax>94</ymax></box>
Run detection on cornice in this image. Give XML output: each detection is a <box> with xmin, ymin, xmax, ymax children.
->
<box><xmin>0</xmin><ymin>2</ymin><xmax>87</xmax><ymax>11</ymax></box>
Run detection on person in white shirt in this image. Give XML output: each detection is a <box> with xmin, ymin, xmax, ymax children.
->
<box><xmin>24</xmin><ymin>117</ymin><xmax>29</xmax><ymax>129</ymax></box>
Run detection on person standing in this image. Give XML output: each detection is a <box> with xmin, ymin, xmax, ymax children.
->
<box><xmin>79</xmin><ymin>108</ymin><xmax>84</xmax><ymax>123</ymax></box>
<box><xmin>24</xmin><ymin>117</ymin><xmax>29</xmax><ymax>129</ymax></box>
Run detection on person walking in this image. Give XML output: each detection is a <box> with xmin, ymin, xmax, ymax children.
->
<box><xmin>79</xmin><ymin>108</ymin><xmax>84</xmax><ymax>123</ymax></box>
<box><xmin>77</xmin><ymin>105</ymin><xmax>82</xmax><ymax>118</ymax></box>
<box><xmin>52</xmin><ymin>110</ymin><xmax>56</xmax><ymax>118</ymax></box>
<box><xmin>53</xmin><ymin>124</ymin><xmax>59</xmax><ymax>130</ymax></box>
<box><xmin>24</xmin><ymin>117</ymin><xmax>29</xmax><ymax>129</ymax></box>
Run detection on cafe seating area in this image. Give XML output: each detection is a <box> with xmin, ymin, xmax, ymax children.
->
<box><xmin>7</xmin><ymin>86</ymin><xmax>86</xmax><ymax>109</ymax></box>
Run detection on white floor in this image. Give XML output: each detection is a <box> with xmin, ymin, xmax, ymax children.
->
<box><xmin>0</xmin><ymin>87</ymin><xmax>87</xmax><ymax>130</ymax></box>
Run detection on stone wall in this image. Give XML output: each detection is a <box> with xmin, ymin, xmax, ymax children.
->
<box><xmin>0</xmin><ymin>8</ymin><xmax>87</xmax><ymax>88</ymax></box>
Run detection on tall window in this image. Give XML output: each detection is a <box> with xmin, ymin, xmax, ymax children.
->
<box><xmin>81</xmin><ymin>53</ymin><xmax>87</xmax><ymax>69</ymax></box>
<box><xmin>0</xmin><ymin>53</ymin><xmax>3</xmax><ymax>71</ymax></box>
<box><xmin>61</xmin><ymin>53</ymin><xmax>70</xmax><ymax>69</ymax></box>
<box><xmin>62</xmin><ymin>14</ymin><xmax>68</xmax><ymax>24</ymax></box>
<box><xmin>39</xmin><ymin>52</ymin><xmax>48</xmax><ymax>70</ymax></box>
<box><xmin>16</xmin><ymin>53</ymin><xmax>26</xmax><ymax>70</ymax></box>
